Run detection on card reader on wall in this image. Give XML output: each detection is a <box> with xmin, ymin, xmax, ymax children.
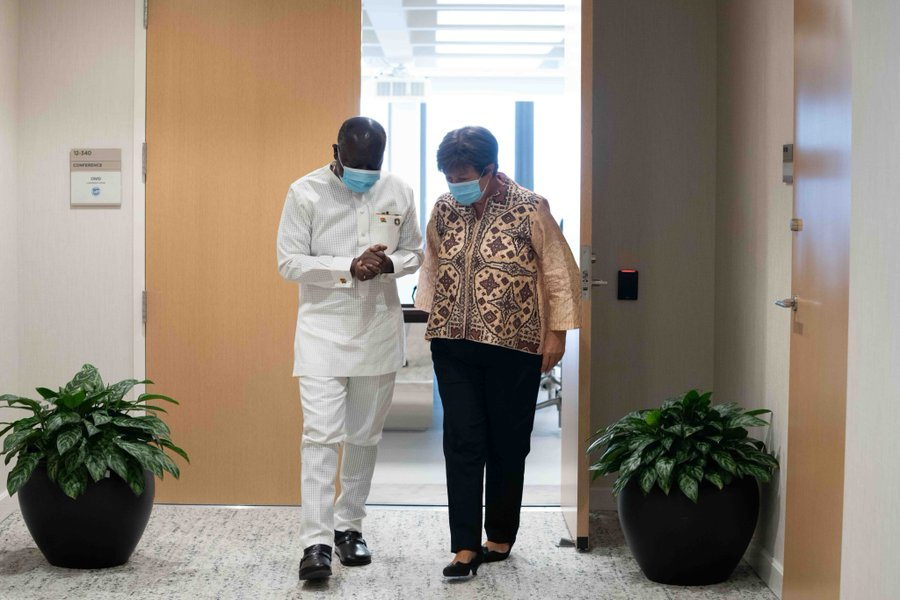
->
<box><xmin>617</xmin><ymin>270</ymin><xmax>638</xmax><ymax>300</ymax></box>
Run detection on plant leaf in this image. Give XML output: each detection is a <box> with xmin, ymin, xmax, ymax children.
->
<box><xmin>110</xmin><ymin>417</ymin><xmax>158</xmax><ymax>434</ymax></box>
<box><xmin>84</xmin><ymin>445</ymin><xmax>109</xmax><ymax>482</ymax></box>
<box><xmin>58</xmin><ymin>467</ymin><xmax>88</xmax><ymax>499</ymax></box>
<box><xmin>744</xmin><ymin>408</ymin><xmax>772</xmax><ymax>417</ymax></box>
<box><xmin>728</xmin><ymin>414</ymin><xmax>770</xmax><ymax>429</ymax></box>
<box><xmin>1</xmin><ymin>395</ymin><xmax>44</xmax><ymax>413</ymax></box>
<box><xmin>158</xmin><ymin>438</ymin><xmax>190</xmax><ymax>463</ymax></box>
<box><xmin>677</xmin><ymin>472</ymin><xmax>699</xmax><ymax>503</ymax></box>
<box><xmin>46</xmin><ymin>411</ymin><xmax>82</xmax><ymax>433</ymax></box>
<box><xmin>12</xmin><ymin>416</ymin><xmax>41</xmax><ymax>432</ymax></box>
<box><xmin>705</xmin><ymin>471</ymin><xmax>725</xmax><ymax>490</ymax></box>
<box><xmin>106</xmin><ymin>446</ymin><xmax>132</xmax><ymax>483</ymax></box>
<box><xmin>46</xmin><ymin>453</ymin><xmax>61</xmax><ymax>481</ymax></box>
<box><xmin>65</xmin><ymin>364</ymin><xmax>104</xmax><ymax>394</ymax></box>
<box><xmin>711</xmin><ymin>450</ymin><xmax>738</xmax><ymax>474</ymax></box>
<box><xmin>123</xmin><ymin>460</ymin><xmax>147</xmax><ymax>496</ymax></box>
<box><xmin>35</xmin><ymin>387</ymin><xmax>58</xmax><ymax>400</ymax></box>
<box><xmin>644</xmin><ymin>410</ymin><xmax>662</xmax><ymax>427</ymax></box>
<box><xmin>742</xmin><ymin>463</ymin><xmax>773</xmax><ymax>483</ymax></box>
<box><xmin>83</xmin><ymin>420</ymin><xmax>101</xmax><ymax>437</ymax></box>
<box><xmin>92</xmin><ymin>412</ymin><xmax>113</xmax><ymax>426</ymax></box>
<box><xmin>106</xmin><ymin>379</ymin><xmax>140</xmax><ymax>404</ymax></box>
<box><xmin>3</xmin><ymin>429</ymin><xmax>39</xmax><ymax>454</ymax></box>
<box><xmin>7</xmin><ymin>453</ymin><xmax>40</xmax><ymax>496</ymax></box>
<box><xmin>138</xmin><ymin>393</ymin><xmax>179</xmax><ymax>405</ymax></box>
<box><xmin>57</xmin><ymin>390</ymin><xmax>88</xmax><ymax>410</ymax></box>
<box><xmin>638</xmin><ymin>467</ymin><xmax>657</xmax><ymax>494</ymax></box>
<box><xmin>55</xmin><ymin>426</ymin><xmax>83</xmax><ymax>456</ymax></box>
<box><xmin>655</xmin><ymin>457</ymin><xmax>675</xmax><ymax>494</ymax></box>
<box><xmin>684</xmin><ymin>463</ymin><xmax>704</xmax><ymax>482</ymax></box>
<box><xmin>114</xmin><ymin>439</ymin><xmax>163</xmax><ymax>477</ymax></box>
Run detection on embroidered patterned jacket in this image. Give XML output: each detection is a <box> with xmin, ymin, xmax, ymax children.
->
<box><xmin>415</xmin><ymin>177</ymin><xmax>581</xmax><ymax>354</ymax></box>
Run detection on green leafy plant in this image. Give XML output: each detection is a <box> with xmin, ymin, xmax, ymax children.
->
<box><xmin>1</xmin><ymin>364</ymin><xmax>188</xmax><ymax>500</ymax></box>
<box><xmin>587</xmin><ymin>390</ymin><xmax>778</xmax><ymax>503</ymax></box>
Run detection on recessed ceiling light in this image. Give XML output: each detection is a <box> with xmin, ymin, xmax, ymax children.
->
<box><xmin>435</xmin><ymin>29</ymin><xmax>564</xmax><ymax>44</ymax></box>
<box><xmin>436</xmin><ymin>0</ymin><xmax>563</xmax><ymax>5</ymax></box>
<box><xmin>435</xmin><ymin>44</ymin><xmax>554</xmax><ymax>55</ymax></box>
<box><xmin>437</xmin><ymin>10</ymin><xmax>566</xmax><ymax>27</ymax></box>
<box><xmin>435</xmin><ymin>56</ymin><xmax>546</xmax><ymax>71</ymax></box>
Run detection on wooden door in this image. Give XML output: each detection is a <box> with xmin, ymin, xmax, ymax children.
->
<box><xmin>146</xmin><ymin>0</ymin><xmax>360</xmax><ymax>504</ymax></box>
<box><xmin>560</xmin><ymin>0</ymin><xmax>592</xmax><ymax>549</ymax></box>
<box><xmin>782</xmin><ymin>0</ymin><xmax>852</xmax><ymax>596</ymax></box>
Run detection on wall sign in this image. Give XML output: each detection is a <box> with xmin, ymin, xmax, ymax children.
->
<box><xmin>70</xmin><ymin>148</ymin><xmax>121</xmax><ymax>206</ymax></box>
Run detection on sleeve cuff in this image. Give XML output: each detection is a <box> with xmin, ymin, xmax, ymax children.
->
<box><xmin>381</xmin><ymin>253</ymin><xmax>402</xmax><ymax>279</ymax></box>
<box><xmin>332</xmin><ymin>257</ymin><xmax>354</xmax><ymax>287</ymax></box>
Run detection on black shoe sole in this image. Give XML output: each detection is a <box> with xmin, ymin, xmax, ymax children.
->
<box><xmin>299</xmin><ymin>567</ymin><xmax>332</xmax><ymax>580</ymax></box>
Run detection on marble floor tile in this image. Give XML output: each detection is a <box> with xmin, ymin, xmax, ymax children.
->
<box><xmin>0</xmin><ymin>506</ymin><xmax>776</xmax><ymax>600</ymax></box>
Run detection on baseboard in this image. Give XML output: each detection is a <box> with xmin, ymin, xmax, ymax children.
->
<box><xmin>589</xmin><ymin>485</ymin><xmax>617</xmax><ymax>511</ymax></box>
<box><xmin>0</xmin><ymin>490</ymin><xmax>17</xmax><ymax>523</ymax></box>
<box><xmin>745</xmin><ymin>540</ymin><xmax>784</xmax><ymax>598</ymax></box>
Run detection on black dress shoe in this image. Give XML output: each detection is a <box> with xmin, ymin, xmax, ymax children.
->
<box><xmin>298</xmin><ymin>544</ymin><xmax>332</xmax><ymax>580</ymax></box>
<box><xmin>442</xmin><ymin>551</ymin><xmax>484</xmax><ymax>577</ymax></box>
<box><xmin>481</xmin><ymin>543</ymin><xmax>512</xmax><ymax>563</ymax></box>
<box><xmin>334</xmin><ymin>530</ymin><xmax>372</xmax><ymax>566</ymax></box>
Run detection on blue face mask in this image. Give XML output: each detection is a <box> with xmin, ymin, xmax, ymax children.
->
<box><xmin>448</xmin><ymin>168</ymin><xmax>488</xmax><ymax>206</ymax></box>
<box><xmin>338</xmin><ymin>151</ymin><xmax>381</xmax><ymax>193</ymax></box>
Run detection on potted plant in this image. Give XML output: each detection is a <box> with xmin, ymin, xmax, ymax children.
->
<box><xmin>1</xmin><ymin>364</ymin><xmax>188</xmax><ymax>569</ymax></box>
<box><xmin>588</xmin><ymin>389</ymin><xmax>779</xmax><ymax>586</ymax></box>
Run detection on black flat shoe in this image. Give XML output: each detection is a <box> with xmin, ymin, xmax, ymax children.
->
<box><xmin>442</xmin><ymin>551</ymin><xmax>484</xmax><ymax>577</ymax></box>
<box><xmin>334</xmin><ymin>530</ymin><xmax>372</xmax><ymax>566</ymax></box>
<box><xmin>481</xmin><ymin>544</ymin><xmax>512</xmax><ymax>563</ymax></box>
<box><xmin>298</xmin><ymin>544</ymin><xmax>332</xmax><ymax>581</ymax></box>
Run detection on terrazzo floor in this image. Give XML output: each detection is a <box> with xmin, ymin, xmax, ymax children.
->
<box><xmin>0</xmin><ymin>506</ymin><xmax>777</xmax><ymax>600</ymax></box>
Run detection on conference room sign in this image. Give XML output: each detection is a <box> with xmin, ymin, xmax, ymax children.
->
<box><xmin>70</xmin><ymin>148</ymin><xmax>122</xmax><ymax>206</ymax></box>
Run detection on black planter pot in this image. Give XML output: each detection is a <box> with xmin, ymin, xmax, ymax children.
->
<box><xmin>618</xmin><ymin>475</ymin><xmax>759</xmax><ymax>586</ymax></box>
<box><xmin>18</xmin><ymin>464</ymin><xmax>154</xmax><ymax>569</ymax></box>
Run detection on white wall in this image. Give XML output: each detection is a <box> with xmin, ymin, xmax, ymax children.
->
<box><xmin>841</xmin><ymin>1</ymin><xmax>900</xmax><ymax>596</ymax></box>
<box><xmin>715</xmin><ymin>2</ymin><xmax>793</xmax><ymax>596</ymax></box>
<box><xmin>589</xmin><ymin>1</ymin><xmax>718</xmax><ymax>506</ymax></box>
<box><xmin>0</xmin><ymin>0</ymin><xmax>19</xmax><ymax>520</ymax></box>
<box><xmin>17</xmin><ymin>0</ymin><xmax>135</xmax><ymax>390</ymax></box>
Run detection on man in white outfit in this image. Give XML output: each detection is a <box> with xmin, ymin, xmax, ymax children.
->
<box><xmin>277</xmin><ymin>117</ymin><xmax>423</xmax><ymax>580</ymax></box>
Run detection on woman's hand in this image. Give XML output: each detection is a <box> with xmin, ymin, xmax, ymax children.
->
<box><xmin>541</xmin><ymin>329</ymin><xmax>567</xmax><ymax>373</ymax></box>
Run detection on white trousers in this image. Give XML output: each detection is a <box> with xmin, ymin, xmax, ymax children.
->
<box><xmin>298</xmin><ymin>373</ymin><xmax>395</xmax><ymax>549</ymax></box>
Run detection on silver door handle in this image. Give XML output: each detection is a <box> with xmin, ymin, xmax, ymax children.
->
<box><xmin>775</xmin><ymin>296</ymin><xmax>798</xmax><ymax>311</ymax></box>
<box><xmin>592</xmin><ymin>280</ymin><xmax>609</xmax><ymax>286</ymax></box>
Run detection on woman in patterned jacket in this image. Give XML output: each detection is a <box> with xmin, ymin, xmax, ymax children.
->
<box><xmin>415</xmin><ymin>126</ymin><xmax>581</xmax><ymax>578</ymax></box>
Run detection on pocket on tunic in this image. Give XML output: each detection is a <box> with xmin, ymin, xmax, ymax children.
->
<box><xmin>371</xmin><ymin>213</ymin><xmax>402</xmax><ymax>253</ymax></box>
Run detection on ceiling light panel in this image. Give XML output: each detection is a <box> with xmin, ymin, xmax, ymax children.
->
<box><xmin>435</xmin><ymin>0</ymin><xmax>564</xmax><ymax>5</ymax></box>
<box><xmin>436</xmin><ymin>10</ymin><xmax>566</xmax><ymax>27</ymax></box>
<box><xmin>434</xmin><ymin>29</ymin><xmax>563</xmax><ymax>43</ymax></box>
<box><xmin>434</xmin><ymin>43</ymin><xmax>554</xmax><ymax>55</ymax></box>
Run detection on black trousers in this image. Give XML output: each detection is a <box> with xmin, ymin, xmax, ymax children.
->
<box><xmin>431</xmin><ymin>338</ymin><xmax>543</xmax><ymax>553</ymax></box>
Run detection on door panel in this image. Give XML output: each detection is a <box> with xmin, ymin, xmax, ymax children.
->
<box><xmin>782</xmin><ymin>0</ymin><xmax>851</xmax><ymax>597</ymax></box>
<box><xmin>146</xmin><ymin>0</ymin><xmax>360</xmax><ymax>503</ymax></box>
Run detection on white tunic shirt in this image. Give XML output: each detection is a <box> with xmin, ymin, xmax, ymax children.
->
<box><xmin>277</xmin><ymin>164</ymin><xmax>423</xmax><ymax>377</ymax></box>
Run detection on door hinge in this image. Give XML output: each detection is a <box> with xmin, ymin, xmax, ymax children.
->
<box><xmin>142</xmin><ymin>291</ymin><xmax>148</xmax><ymax>324</ymax></box>
<box><xmin>143</xmin><ymin>0</ymin><xmax>148</xmax><ymax>29</ymax></box>
<box><xmin>141</xmin><ymin>142</ymin><xmax>147</xmax><ymax>183</ymax></box>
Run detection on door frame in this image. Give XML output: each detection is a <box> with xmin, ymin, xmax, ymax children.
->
<box><xmin>560</xmin><ymin>0</ymin><xmax>593</xmax><ymax>550</ymax></box>
<box><xmin>132</xmin><ymin>0</ymin><xmax>147</xmax><ymax>390</ymax></box>
<box><xmin>131</xmin><ymin>0</ymin><xmax>594</xmax><ymax>523</ymax></box>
